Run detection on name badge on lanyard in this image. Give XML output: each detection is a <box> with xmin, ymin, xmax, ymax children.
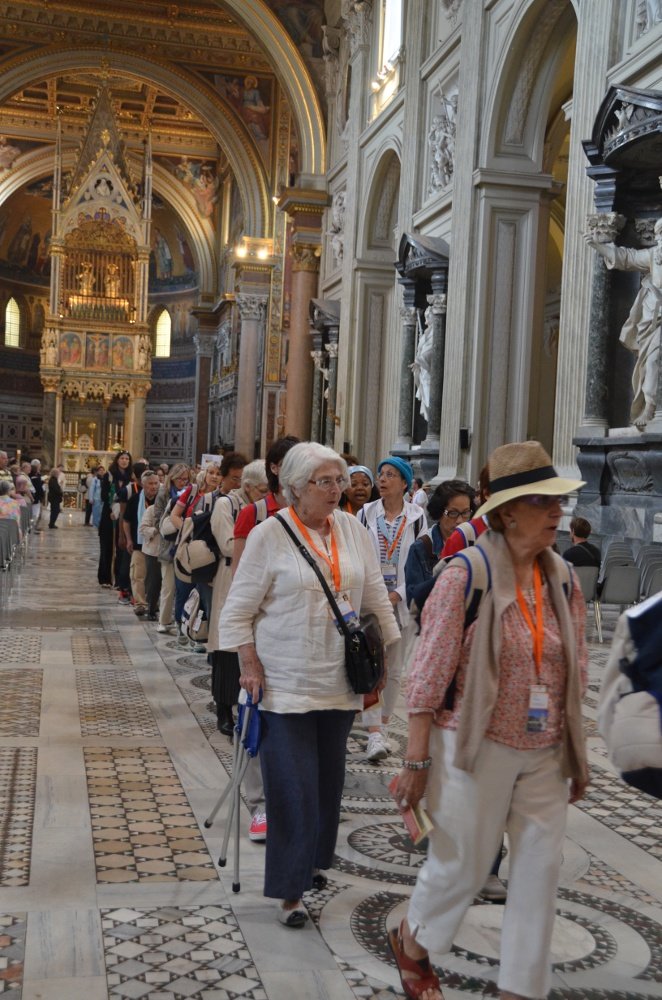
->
<box><xmin>381</xmin><ymin>564</ymin><xmax>398</xmax><ymax>591</ymax></box>
<box><xmin>526</xmin><ymin>684</ymin><xmax>550</xmax><ymax>732</ymax></box>
<box><xmin>330</xmin><ymin>594</ymin><xmax>359</xmax><ymax>632</ymax></box>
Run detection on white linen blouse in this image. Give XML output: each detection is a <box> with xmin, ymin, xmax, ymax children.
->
<box><xmin>219</xmin><ymin>506</ymin><xmax>401</xmax><ymax>713</ymax></box>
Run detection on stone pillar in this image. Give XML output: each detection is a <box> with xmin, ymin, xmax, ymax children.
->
<box><xmin>41</xmin><ymin>380</ymin><xmax>58</xmax><ymax>467</ymax></box>
<box><xmin>193</xmin><ymin>331</ymin><xmax>216</xmax><ymax>461</ymax></box>
<box><xmin>286</xmin><ymin>244</ymin><xmax>321</xmax><ymax>438</ymax></box>
<box><xmin>395</xmin><ymin>280</ymin><xmax>418</xmax><ymax>450</ymax></box>
<box><xmin>309</xmin><ymin>330</ymin><xmax>326</xmax><ymax>442</ymax></box>
<box><xmin>578</xmin><ymin>212</ymin><xmax>626</xmax><ymax>434</ymax></box>
<box><xmin>325</xmin><ymin>337</ymin><xmax>339</xmax><ymax>447</ymax></box>
<box><xmin>129</xmin><ymin>386</ymin><xmax>148</xmax><ymax>458</ymax></box>
<box><xmin>422</xmin><ymin>276</ymin><xmax>448</xmax><ymax>448</ymax></box>
<box><xmin>235</xmin><ymin>293</ymin><xmax>268</xmax><ymax>458</ymax></box>
<box><xmin>277</xmin><ymin>188</ymin><xmax>328</xmax><ymax>440</ymax></box>
<box><xmin>552</xmin><ymin>0</ymin><xmax>619</xmax><ymax>475</ymax></box>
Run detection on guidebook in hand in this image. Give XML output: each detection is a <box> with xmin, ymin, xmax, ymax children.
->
<box><xmin>388</xmin><ymin>775</ymin><xmax>434</xmax><ymax>846</ymax></box>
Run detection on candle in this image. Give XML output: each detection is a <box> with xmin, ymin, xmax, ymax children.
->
<box><xmin>74</xmin><ymin>421</ymin><xmax>78</xmax><ymax>439</ymax></box>
<box><xmin>68</xmin><ymin>421</ymin><xmax>72</xmax><ymax>438</ymax></box>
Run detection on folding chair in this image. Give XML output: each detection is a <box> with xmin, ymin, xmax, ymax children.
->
<box><xmin>573</xmin><ymin>565</ymin><xmax>601</xmax><ymax>642</ymax></box>
<box><xmin>204</xmin><ymin>690</ymin><xmax>262</xmax><ymax>893</ymax></box>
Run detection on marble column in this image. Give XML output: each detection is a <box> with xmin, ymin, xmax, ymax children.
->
<box><xmin>41</xmin><ymin>382</ymin><xmax>58</xmax><ymax>467</ymax></box>
<box><xmin>395</xmin><ymin>281</ymin><xmax>418</xmax><ymax>450</ymax></box>
<box><xmin>309</xmin><ymin>328</ymin><xmax>326</xmax><ymax>442</ymax></box>
<box><xmin>285</xmin><ymin>245</ymin><xmax>320</xmax><ymax>439</ymax></box>
<box><xmin>325</xmin><ymin>339</ymin><xmax>339</xmax><ymax>447</ymax></box>
<box><xmin>193</xmin><ymin>332</ymin><xmax>216</xmax><ymax>462</ymax></box>
<box><xmin>129</xmin><ymin>387</ymin><xmax>148</xmax><ymax>459</ymax></box>
<box><xmin>422</xmin><ymin>277</ymin><xmax>448</xmax><ymax>448</ymax></box>
<box><xmin>234</xmin><ymin>293</ymin><xmax>267</xmax><ymax>458</ymax></box>
<box><xmin>579</xmin><ymin>212</ymin><xmax>625</xmax><ymax>434</ymax></box>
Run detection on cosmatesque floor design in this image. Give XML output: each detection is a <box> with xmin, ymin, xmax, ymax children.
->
<box><xmin>0</xmin><ymin>517</ymin><xmax>660</xmax><ymax>1000</ymax></box>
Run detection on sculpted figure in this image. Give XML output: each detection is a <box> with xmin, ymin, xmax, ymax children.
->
<box><xmin>104</xmin><ymin>262</ymin><xmax>120</xmax><ymax>298</ymax></box>
<box><xmin>410</xmin><ymin>305</ymin><xmax>434</xmax><ymax>422</ymax></box>
<box><xmin>77</xmin><ymin>260</ymin><xmax>95</xmax><ymax>295</ymax></box>
<box><xmin>585</xmin><ymin>218</ymin><xmax>662</xmax><ymax>428</ymax></box>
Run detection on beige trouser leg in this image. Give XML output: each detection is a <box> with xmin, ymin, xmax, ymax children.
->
<box><xmin>159</xmin><ymin>560</ymin><xmax>175</xmax><ymax>624</ymax></box>
<box><xmin>130</xmin><ymin>549</ymin><xmax>147</xmax><ymax>607</ymax></box>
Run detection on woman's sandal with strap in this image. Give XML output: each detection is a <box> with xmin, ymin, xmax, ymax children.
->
<box><xmin>387</xmin><ymin>922</ymin><xmax>443</xmax><ymax>1000</ymax></box>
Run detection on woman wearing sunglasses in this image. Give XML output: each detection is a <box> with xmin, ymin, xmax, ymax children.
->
<box><xmin>389</xmin><ymin>441</ymin><xmax>588</xmax><ymax>1000</ymax></box>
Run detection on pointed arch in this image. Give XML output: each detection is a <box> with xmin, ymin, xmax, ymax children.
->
<box><xmin>4</xmin><ymin>296</ymin><xmax>20</xmax><ymax>347</ymax></box>
<box><xmin>154</xmin><ymin>308</ymin><xmax>172</xmax><ymax>358</ymax></box>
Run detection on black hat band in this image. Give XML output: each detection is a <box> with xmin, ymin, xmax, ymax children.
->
<box><xmin>489</xmin><ymin>465</ymin><xmax>557</xmax><ymax>494</ymax></box>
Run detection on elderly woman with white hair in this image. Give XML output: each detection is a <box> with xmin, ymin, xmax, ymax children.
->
<box><xmin>220</xmin><ymin>442</ymin><xmax>400</xmax><ymax>927</ymax></box>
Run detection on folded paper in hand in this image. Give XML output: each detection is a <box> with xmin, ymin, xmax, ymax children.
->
<box><xmin>388</xmin><ymin>775</ymin><xmax>434</xmax><ymax>846</ymax></box>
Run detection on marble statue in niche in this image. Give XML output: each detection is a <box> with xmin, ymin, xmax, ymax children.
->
<box><xmin>585</xmin><ymin>217</ymin><xmax>662</xmax><ymax>429</ymax></box>
<box><xmin>410</xmin><ymin>304</ymin><xmax>434</xmax><ymax>422</ymax></box>
<box><xmin>328</xmin><ymin>191</ymin><xmax>346</xmax><ymax>266</ymax></box>
<box><xmin>428</xmin><ymin>91</ymin><xmax>458</xmax><ymax>194</ymax></box>
<box><xmin>636</xmin><ymin>0</ymin><xmax>662</xmax><ymax>35</ymax></box>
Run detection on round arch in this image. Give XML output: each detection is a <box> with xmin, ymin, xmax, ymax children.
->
<box><xmin>357</xmin><ymin>143</ymin><xmax>402</xmax><ymax>257</ymax></box>
<box><xmin>0</xmin><ymin>48</ymin><xmax>271</xmax><ymax>237</ymax></box>
<box><xmin>483</xmin><ymin>0</ymin><xmax>577</xmax><ymax>169</ymax></box>
<box><xmin>218</xmin><ymin>0</ymin><xmax>326</xmax><ymax>176</ymax></box>
<box><xmin>0</xmin><ymin>149</ymin><xmax>217</xmax><ymax>296</ymax></box>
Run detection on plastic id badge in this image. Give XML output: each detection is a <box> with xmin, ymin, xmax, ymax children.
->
<box><xmin>526</xmin><ymin>684</ymin><xmax>549</xmax><ymax>733</ymax></box>
<box><xmin>381</xmin><ymin>565</ymin><xmax>397</xmax><ymax>591</ymax></box>
<box><xmin>331</xmin><ymin>597</ymin><xmax>359</xmax><ymax>632</ymax></box>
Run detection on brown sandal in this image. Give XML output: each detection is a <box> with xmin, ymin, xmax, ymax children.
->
<box><xmin>387</xmin><ymin>921</ymin><xmax>443</xmax><ymax>1000</ymax></box>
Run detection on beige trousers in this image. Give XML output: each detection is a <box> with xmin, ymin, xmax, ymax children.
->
<box><xmin>158</xmin><ymin>560</ymin><xmax>175</xmax><ymax>625</ymax></box>
<box><xmin>408</xmin><ymin>728</ymin><xmax>568</xmax><ymax>999</ymax></box>
<box><xmin>129</xmin><ymin>549</ymin><xmax>147</xmax><ymax>608</ymax></box>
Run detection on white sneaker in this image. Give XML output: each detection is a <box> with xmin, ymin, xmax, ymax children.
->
<box><xmin>156</xmin><ymin>623</ymin><xmax>173</xmax><ymax>634</ymax></box>
<box><xmin>366</xmin><ymin>731</ymin><xmax>388</xmax><ymax>762</ymax></box>
<box><xmin>381</xmin><ymin>728</ymin><xmax>394</xmax><ymax>754</ymax></box>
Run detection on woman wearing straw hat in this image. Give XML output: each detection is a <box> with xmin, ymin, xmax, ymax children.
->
<box><xmin>388</xmin><ymin>441</ymin><xmax>589</xmax><ymax>1000</ymax></box>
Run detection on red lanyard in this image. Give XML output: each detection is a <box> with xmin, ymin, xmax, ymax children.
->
<box><xmin>516</xmin><ymin>562</ymin><xmax>544</xmax><ymax>675</ymax></box>
<box><xmin>290</xmin><ymin>507</ymin><xmax>342</xmax><ymax>593</ymax></box>
<box><xmin>379</xmin><ymin>516</ymin><xmax>407</xmax><ymax>562</ymax></box>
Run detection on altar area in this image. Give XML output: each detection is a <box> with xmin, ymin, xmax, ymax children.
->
<box><xmin>39</xmin><ymin>85</ymin><xmax>153</xmax><ymax>467</ymax></box>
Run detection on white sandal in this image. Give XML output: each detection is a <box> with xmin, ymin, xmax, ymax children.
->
<box><xmin>277</xmin><ymin>900</ymin><xmax>308</xmax><ymax>928</ymax></box>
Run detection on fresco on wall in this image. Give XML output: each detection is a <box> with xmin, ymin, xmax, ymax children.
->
<box><xmin>156</xmin><ymin>155</ymin><xmax>219</xmax><ymax>219</ymax></box>
<box><xmin>228</xmin><ymin>178</ymin><xmax>244</xmax><ymax>248</ymax></box>
<box><xmin>213</xmin><ymin>74</ymin><xmax>273</xmax><ymax>162</ymax></box>
<box><xmin>0</xmin><ymin>181</ymin><xmax>53</xmax><ymax>282</ymax></box>
<box><xmin>112</xmin><ymin>335</ymin><xmax>134</xmax><ymax>370</ymax></box>
<box><xmin>59</xmin><ymin>332</ymin><xmax>83</xmax><ymax>366</ymax></box>
<box><xmin>262</xmin><ymin>1</ymin><xmax>324</xmax><ymax>58</ymax></box>
<box><xmin>85</xmin><ymin>333</ymin><xmax>110</xmax><ymax>369</ymax></box>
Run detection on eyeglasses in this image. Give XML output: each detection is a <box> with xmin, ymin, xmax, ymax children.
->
<box><xmin>379</xmin><ymin>470</ymin><xmax>402</xmax><ymax>480</ymax></box>
<box><xmin>520</xmin><ymin>494</ymin><xmax>568</xmax><ymax>508</ymax></box>
<box><xmin>443</xmin><ymin>507</ymin><xmax>472</xmax><ymax>520</ymax></box>
<box><xmin>309</xmin><ymin>476</ymin><xmax>350</xmax><ymax>491</ymax></box>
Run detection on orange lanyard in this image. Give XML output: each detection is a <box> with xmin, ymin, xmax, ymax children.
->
<box><xmin>379</xmin><ymin>515</ymin><xmax>407</xmax><ymax>562</ymax></box>
<box><xmin>290</xmin><ymin>507</ymin><xmax>342</xmax><ymax>593</ymax></box>
<box><xmin>516</xmin><ymin>562</ymin><xmax>544</xmax><ymax>675</ymax></box>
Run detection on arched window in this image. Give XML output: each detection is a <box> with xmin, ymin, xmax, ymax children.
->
<box><xmin>154</xmin><ymin>310</ymin><xmax>171</xmax><ymax>357</ymax></box>
<box><xmin>380</xmin><ymin>0</ymin><xmax>402</xmax><ymax>72</ymax></box>
<box><xmin>4</xmin><ymin>297</ymin><xmax>20</xmax><ymax>347</ymax></box>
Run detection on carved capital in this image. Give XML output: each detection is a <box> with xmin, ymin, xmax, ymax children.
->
<box><xmin>429</xmin><ymin>293</ymin><xmax>447</xmax><ymax>315</ymax></box>
<box><xmin>585</xmin><ymin>212</ymin><xmax>626</xmax><ymax>244</ymax></box>
<box><xmin>41</xmin><ymin>375</ymin><xmax>60</xmax><ymax>393</ymax></box>
<box><xmin>291</xmin><ymin>244</ymin><xmax>321</xmax><ymax>273</ymax></box>
<box><xmin>236</xmin><ymin>292</ymin><xmax>268</xmax><ymax>320</ymax></box>
<box><xmin>310</xmin><ymin>349</ymin><xmax>326</xmax><ymax>371</ymax></box>
<box><xmin>326</xmin><ymin>342</ymin><xmax>339</xmax><ymax>359</ymax></box>
<box><xmin>131</xmin><ymin>382</ymin><xmax>151</xmax><ymax>400</ymax></box>
<box><xmin>341</xmin><ymin>0</ymin><xmax>373</xmax><ymax>55</ymax></box>
<box><xmin>193</xmin><ymin>332</ymin><xmax>216</xmax><ymax>358</ymax></box>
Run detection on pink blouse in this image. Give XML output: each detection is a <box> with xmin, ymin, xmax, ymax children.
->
<box><xmin>407</xmin><ymin>563</ymin><xmax>588</xmax><ymax>750</ymax></box>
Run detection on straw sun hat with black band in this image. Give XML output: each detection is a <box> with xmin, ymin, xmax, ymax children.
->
<box><xmin>474</xmin><ymin>441</ymin><xmax>585</xmax><ymax>519</ymax></box>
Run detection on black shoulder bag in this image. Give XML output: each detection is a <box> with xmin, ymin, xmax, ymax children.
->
<box><xmin>275</xmin><ymin>513</ymin><xmax>384</xmax><ymax>694</ymax></box>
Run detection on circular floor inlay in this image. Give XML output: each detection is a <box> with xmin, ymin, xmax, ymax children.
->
<box><xmin>454</xmin><ymin>906</ymin><xmax>596</xmax><ymax>964</ymax></box>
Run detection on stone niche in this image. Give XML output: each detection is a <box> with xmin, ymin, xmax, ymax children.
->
<box><xmin>574</xmin><ymin>85</ymin><xmax>662</xmax><ymax>542</ymax></box>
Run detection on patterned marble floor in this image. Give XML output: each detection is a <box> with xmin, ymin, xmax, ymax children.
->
<box><xmin>0</xmin><ymin>514</ymin><xmax>660</xmax><ymax>1000</ymax></box>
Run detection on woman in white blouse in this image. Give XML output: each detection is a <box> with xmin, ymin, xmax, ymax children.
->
<box><xmin>220</xmin><ymin>442</ymin><xmax>399</xmax><ymax>928</ymax></box>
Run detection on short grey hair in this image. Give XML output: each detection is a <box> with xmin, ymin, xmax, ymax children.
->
<box><xmin>0</xmin><ymin>480</ymin><xmax>12</xmax><ymax>496</ymax></box>
<box><xmin>141</xmin><ymin>470</ymin><xmax>159</xmax><ymax>485</ymax></box>
<box><xmin>241</xmin><ymin>459</ymin><xmax>268</xmax><ymax>489</ymax></box>
<box><xmin>279</xmin><ymin>442</ymin><xmax>347</xmax><ymax>505</ymax></box>
<box><xmin>31</xmin><ymin>459</ymin><xmax>41</xmax><ymax>468</ymax></box>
